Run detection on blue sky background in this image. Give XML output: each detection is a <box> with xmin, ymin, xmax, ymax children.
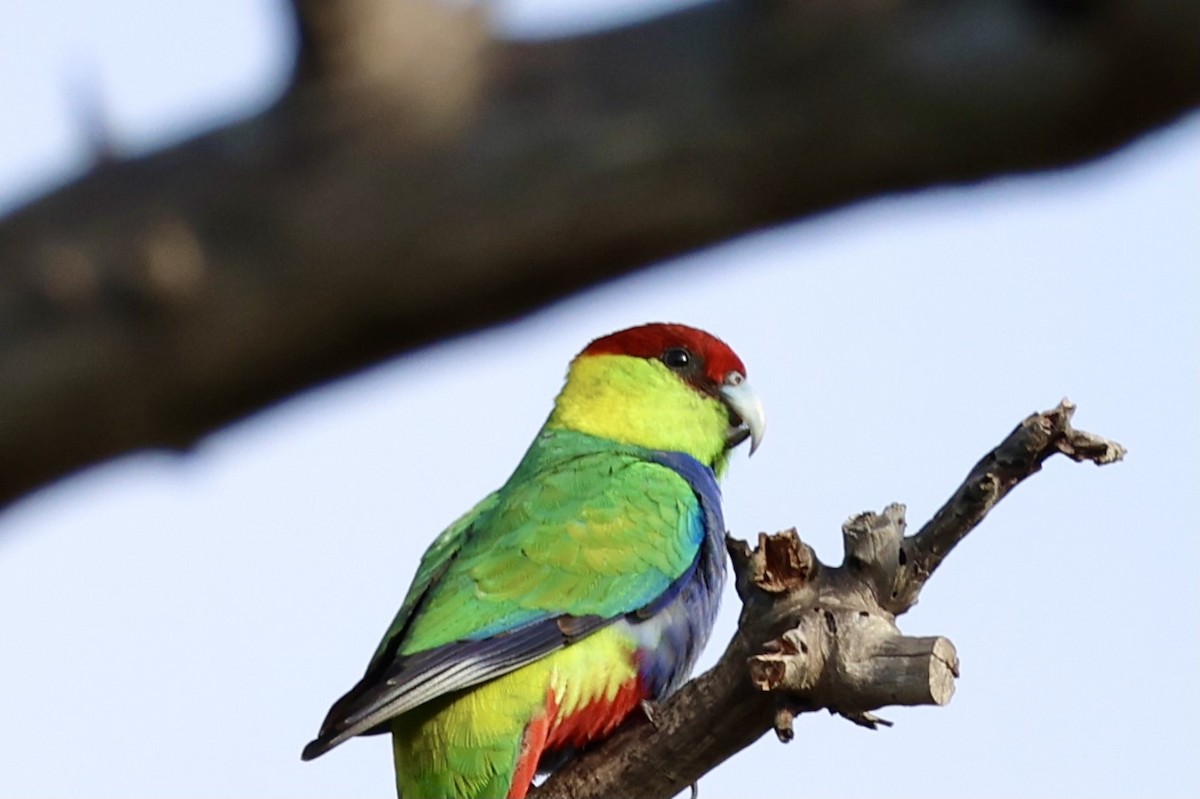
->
<box><xmin>1</xmin><ymin>1</ymin><xmax>1197</xmax><ymax>797</ymax></box>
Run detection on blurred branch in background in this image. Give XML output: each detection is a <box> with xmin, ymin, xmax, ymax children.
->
<box><xmin>0</xmin><ymin>0</ymin><xmax>1193</xmax><ymax>509</ymax></box>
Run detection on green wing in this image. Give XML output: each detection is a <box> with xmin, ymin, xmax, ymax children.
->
<box><xmin>365</xmin><ymin>492</ymin><xmax>502</xmax><ymax>665</ymax></box>
<box><xmin>302</xmin><ymin>432</ymin><xmax>704</xmax><ymax>759</ymax></box>
<box><xmin>396</xmin><ymin>448</ymin><xmax>700</xmax><ymax>652</ymax></box>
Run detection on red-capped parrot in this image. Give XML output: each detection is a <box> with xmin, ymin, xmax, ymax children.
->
<box><xmin>303</xmin><ymin>323</ymin><xmax>765</xmax><ymax>798</ymax></box>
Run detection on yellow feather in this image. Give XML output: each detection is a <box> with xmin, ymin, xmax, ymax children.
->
<box><xmin>391</xmin><ymin>627</ymin><xmax>639</xmax><ymax>798</ymax></box>
<box><xmin>547</xmin><ymin>354</ymin><xmax>728</xmax><ymax>467</ymax></box>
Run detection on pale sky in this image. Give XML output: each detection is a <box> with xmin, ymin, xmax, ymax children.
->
<box><xmin>1</xmin><ymin>2</ymin><xmax>1197</xmax><ymax>798</ymax></box>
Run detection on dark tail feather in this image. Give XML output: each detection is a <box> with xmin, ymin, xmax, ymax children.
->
<box><xmin>300</xmin><ymin>736</ymin><xmax>333</xmax><ymax>762</ymax></box>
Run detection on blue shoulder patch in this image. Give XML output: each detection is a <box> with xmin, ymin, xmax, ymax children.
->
<box><xmin>630</xmin><ymin>449</ymin><xmax>728</xmax><ymax>698</ymax></box>
<box><xmin>630</xmin><ymin>450</ymin><xmax>725</xmax><ymax>623</ymax></box>
<box><xmin>647</xmin><ymin>449</ymin><xmax>724</xmax><ymax>536</ymax></box>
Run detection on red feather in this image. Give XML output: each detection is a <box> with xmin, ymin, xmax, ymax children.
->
<box><xmin>507</xmin><ymin>675</ymin><xmax>649</xmax><ymax>797</ymax></box>
<box><xmin>579</xmin><ymin>323</ymin><xmax>746</xmax><ymax>387</ymax></box>
<box><xmin>546</xmin><ymin>675</ymin><xmax>648</xmax><ymax>752</ymax></box>
<box><xmin>508</xmin><ymin>710</ymin><xmax>552</xmax><ymax>799</ymax></box>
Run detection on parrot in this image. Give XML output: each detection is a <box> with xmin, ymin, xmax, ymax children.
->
<box><xmin>301</xmin><ymin>322</ymin><xmax>766</xmax><ymax>799</ymax></box>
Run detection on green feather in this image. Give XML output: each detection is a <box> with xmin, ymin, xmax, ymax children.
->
<box><xmin>384</xmin><ymin>429</ymin><xmax>698</xmax><ymax>656</ymax></box>
<box><xmin>306</xmin><ymin>343</ymin><xmax>742</xmax><ymax>799</ymax></box>
<box><xmin>366</xmin><ymin>492</ymin><xmax>501</xmax><ymax>667</ymax></box>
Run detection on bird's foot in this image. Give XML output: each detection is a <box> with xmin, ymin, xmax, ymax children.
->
<box><xmin>834</xmin><ymin>709</ymin><xmax>893</xmax><ymax>730</ymax></box>
<box><xmin>640</xmin><ymin>699</ymin><xmax>661</xmax><ymax>729</ymax></box>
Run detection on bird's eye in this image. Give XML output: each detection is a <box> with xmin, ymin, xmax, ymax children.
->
<box><xmin>662</xmin><ymin>347</ymin><xmax>692</xmax><ymax>369</ymax></box>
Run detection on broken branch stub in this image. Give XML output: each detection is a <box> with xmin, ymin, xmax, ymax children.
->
<box><xmin>535</xmin><ymin>402</ymin><xmax>1125</xmax><ymax>798</ymax></box>
<box><xmin>727</xmin><ymin>528</ymin><xmax>817</xmax><ymax>603</ymax></box>
<box><xmin>747</xmin><ymin>610</ymin><xmax>958</xmax><ymax>710</ymax></box>
<box><xmin>733</xmin><ymin>400</ymin><xmax>1125</xmax><ymax>746</ymax></box>
<box><xmin>841</xmin><ymin>503</ymin><xmax>922</xmax><ymax>614</ymax></box>
<box><xmin>824</xmin><ymin>612</ymin><xmax>958</xmax><ymax>711</ymax></box>
<box><xmin>732</xmin><ymin>523</ymin><xmax>960</xmax><ymax>743</ymax></box>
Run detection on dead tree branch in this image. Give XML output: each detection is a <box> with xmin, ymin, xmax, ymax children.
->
<box><xmin>0</xmin><ymin>0</ymin><xmax>1186</xmax><ymax>508</ymax></box>
<box><xmin>534</xmin><ymin>400</ymin><xmax>1124</xmax><ymax>798</ymax></box>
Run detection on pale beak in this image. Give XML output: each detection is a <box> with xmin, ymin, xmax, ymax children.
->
<box><xmin>719</xmin><ymin>377</ymin><xmax>766</xmax><ymax>455</ymax></box>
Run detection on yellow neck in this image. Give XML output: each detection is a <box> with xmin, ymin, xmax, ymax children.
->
<box><xmin>546</xmin><ymin>354</ymin><xmax>730</xmax><ymax>470</ymax></box>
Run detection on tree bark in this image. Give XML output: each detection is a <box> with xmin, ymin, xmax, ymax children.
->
<box><xmin>0</xmin><ymin>0</ymin><xmax>1189</xmax><ymax>506</ymax></box>
<box><xmin>533</xmin><ymin>400</ymin><xmax>1124</xmax><ymax>798</ymax></box>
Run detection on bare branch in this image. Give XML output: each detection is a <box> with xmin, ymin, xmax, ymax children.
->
<box><xmin>0</xmin><ymin>0</ymin><xmax>1190</xmax><ymax>509</ymax></box>
<box><xmin>535</xmin><ymin>402</ymin><xmax>1123</xmax><ymax>798</ymax></box>
<box><xmin>903</xmin><ymin>398</ymin><xmax>1127</xmax><ymax>595</ymax></box>
<box><xmin>748</xmin><ymin>611</ymin><xmax>958</xmax><ymax>710</ymax></box>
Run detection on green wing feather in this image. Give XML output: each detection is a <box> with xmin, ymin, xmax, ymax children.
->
<box><xmin>365</xmin><ymin>492</ymin><xmax>502</xmax><ymax>665</ymax></box>
<box><xmin>395</xmin><ymin>434</ymin><xmax>699</xmax><ymax>653</ymax></box>
<box><xmin>304</xmin><ymin>430</ymin><xmax>702</xmax><ymax>758</ymax></box>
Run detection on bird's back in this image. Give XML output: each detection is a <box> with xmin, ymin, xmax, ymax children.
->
<box><xmin>388</xmin><ymin>431</ymin><xmax>727</xmax><ymax>798</ymax></box>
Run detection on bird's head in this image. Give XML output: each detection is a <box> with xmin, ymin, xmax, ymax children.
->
<box><xmin>548</xmin><ymin>323</ymin><xmax>765</xmax><ymax>474</ymax></box>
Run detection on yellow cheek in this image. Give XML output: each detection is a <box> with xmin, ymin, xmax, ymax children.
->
<box><xmin>547</xmin><ymin>355</ymin><xmax>727</xmax><ymax>466</ymax></box>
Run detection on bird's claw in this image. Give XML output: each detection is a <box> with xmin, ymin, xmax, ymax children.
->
<box><xmin>640</xmin><ymin>699</ymin><xmax>661</xmax><ymax>729</ymax></box>
<box><xmin>834</xmin><ymin>709</ymin><xmax>893</xmax><ymax>730</ymax></box>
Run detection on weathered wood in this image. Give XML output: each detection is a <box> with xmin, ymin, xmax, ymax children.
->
<box><xmin>0</xmin><ymin>0</ymin><xmax>1190</xmax><ymax>509</ymax></box>
<box><xmin>535</xmin><ymin>402</ymin><xmax>1122</xmax><ymax>798</ymax></box>
<box><xmin>749</xmin><ymin>611</ymin><xmax>957</xmax><ymax>710</ymax></box>
<box><xmin>905</xmin><ymin>398</ymin><xmax>1127</xmax><ymax>586</ymax></box>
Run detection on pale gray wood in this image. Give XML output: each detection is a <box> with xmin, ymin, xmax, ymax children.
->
<box><xmin>536</xmin><ymin>401</ymin><xmax>1123</xmax><ymax>798</ymax></box>
<box><xmin>748</xmin><ymin>609</ymin><xmax>958</xmax><ymax>711</ymax></box>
